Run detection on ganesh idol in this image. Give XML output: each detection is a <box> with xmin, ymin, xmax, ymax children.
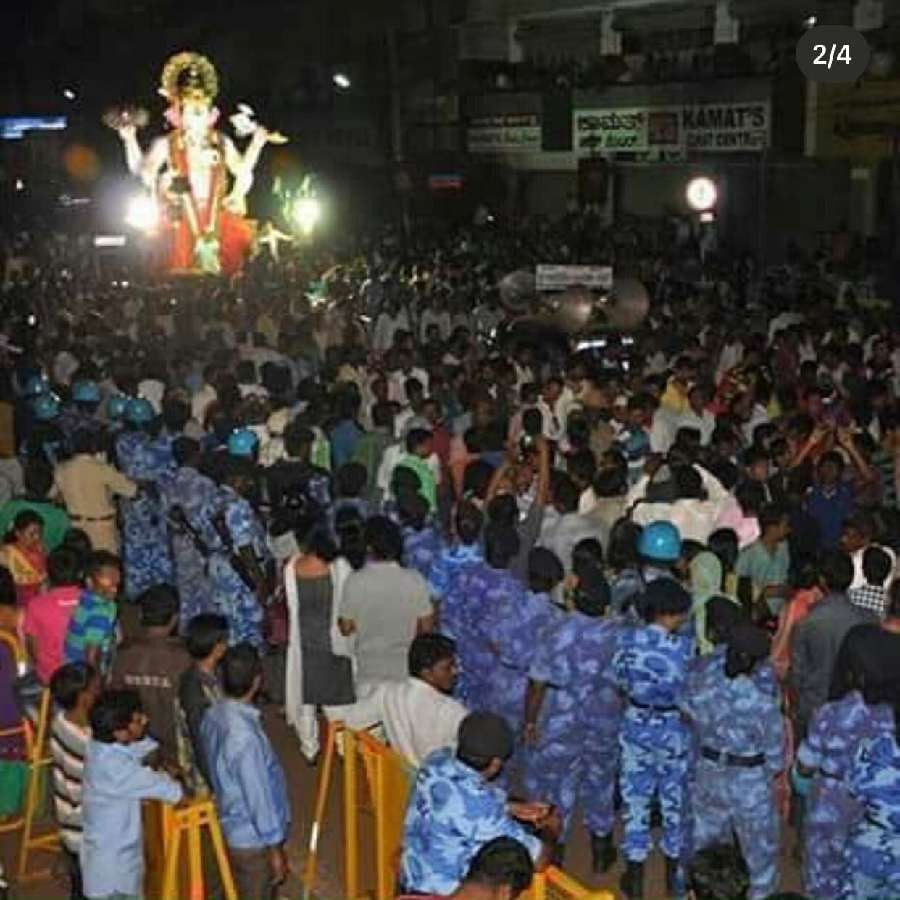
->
<box><xmin>108</xmin><ymin>51</ymin><xmax>286</xmax><ymax>276</ymax></box>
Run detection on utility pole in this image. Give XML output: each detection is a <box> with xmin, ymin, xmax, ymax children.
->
<box><xmin>386</xmin><ymin>25</ymin><xmax>411</xmax><ymax>242</ymax></box>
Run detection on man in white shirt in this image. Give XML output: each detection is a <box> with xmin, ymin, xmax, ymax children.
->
<box><xmin>388</xmin><ymin>351</ymin><xmax>429</xmax><ymax>406</ymax></box>
<box><xmin>373</xmin><ymin>303</ymin><xmax>410</xmax><ymax>355</ymax></box>
<box><xmin>357</xmin><ymin>633</ymin><xmax>467</xmax><ymax>767</ymax></box>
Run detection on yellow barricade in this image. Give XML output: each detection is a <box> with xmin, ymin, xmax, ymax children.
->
<box><xmin>528</xmin><ymin>867</ymin><xmax>615</xmax><ymax>900</ymax></box>
<box><xmin>18</xmin><ymin>686</ymin><xmax>61</xmax><ymax>880</ymax></box>
<box><xmin>145</xmin><ymin>797</ymin><xmax>237</xmax><ymax>900</ymax></box>
<box><xmin>335</xmin><ymin>726</ymin><xmax>613</xmax><ymax>900</ymax></box>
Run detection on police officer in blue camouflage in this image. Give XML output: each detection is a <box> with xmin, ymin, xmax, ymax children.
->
<box><xmin>428</xmin><ymin>502</ymin><xmax>483</xmax><ymax>606</ymax></box>
<box><xmin>24</xmin><ymin>393</ymin><xmax>65</xmax><ymax>466</ymax></box>
<box><xmin>846</xmin><ymin>689</ymin><xmax>900</xmax><ymax>900</ymax></box>
<box><xmin>398</xmin><ymin>488</ymin><xmax>444</xmax><ymax>582</ymax></box>
<box><xmin>795</xmin><ymin>625</ymin><xmax>897</xmax><ymax>900</ymax></box>
<box><xmin>450</xmin><ymin>522</ymin><xmax>525</xmax><ymax>712</ymax></box>
<box><xmin>613</xmin><ymin>576</ymin><xmax>694</xmax><ymax>899</ymax></box>
<box><xmin>202</xmin><ymin>431</ymin><xmax>271</xmax><ymax>648</ymax></box>
<box><xmin>429</xmin><ymin>502</ymin><xmax>485</xmax><ymax>702</ymax></box>
<box><xmin>115</xmin><ymin>397</ymin><xmax>175</xmax><ymax>599</ymax></box>
<box><xmin>160</xmin><ymin>436</ymin><xmax>220</xmax><ymax>634</ymax></box>
<box><xmin>683</xmin><ymin>623</ymin><xmax>784</xmax><ymax>900</ymax></box>
<box><xmin>59</xmin><ymin>378</ymin><xmax>107</xmax><ymax>454</ymax></box>
<box><xmin>523</xmin><ymin>564</ymin><xmax>622</xmax><ymax>873</ymax></box>
<box><xmin>480</xmin><ymin>548</ymin><xmax>563</xmax><ymax>741</ymax></box>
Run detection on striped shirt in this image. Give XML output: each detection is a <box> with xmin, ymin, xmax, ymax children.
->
<box><xmin>50</xmin><ymin>711</ymin><xmax>89</xmax><ymax>852</ymax></box>
<box><xmin>64</xmin><ymin>591</ymin><xmax>117</xmax><ymax>673</ymax></box>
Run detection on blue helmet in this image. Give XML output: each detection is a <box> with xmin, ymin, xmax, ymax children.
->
<box><xmin>636</xmin><ymin>520</ymin><xmax>682</xmax><ymax>563</ymax></box>
<box><xmin>124</xmin><ymin>397</ymin><xmax>155</xmax><ymax>425</ymax></box>
<box><xmin>32</xmin><ymin>393</ymin><xmax>60</xmax><ymax>422</ymax></box>
<box><xmin>227</xmin><ymin>428</ymin><xmax>259</xmax><ymax>458</ymax></box>
<box><xmin>107</xmin><ymin>395</ymin><xmax>130</xmax><ymax>420</ymax></box>
<box><xmin>24</xmin><ymin>375</ymin><xmax>50</xmax><ymax>398</ymax></box>
<box><xmin>72</xmin><ymin>380</ymin><xmax>101</xmax><ymax>404</ymax></box>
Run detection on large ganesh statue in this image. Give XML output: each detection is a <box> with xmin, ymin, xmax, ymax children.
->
<box><xmin>108</xmin><ymin>51</ymin><xmax>286</xmax><ymax>276</ymax></box>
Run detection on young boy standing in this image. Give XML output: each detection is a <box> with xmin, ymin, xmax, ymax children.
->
<box><xmin>50</xmin><ymin>662</ymin><xmax>101</xmax><ymax>900</ymax></box>
<box><xmin>81</xmin><ymin>690</ymin><xmax>183</xmax><ymax>900</ymax></box>
<box><xmin>177</xmin><ymin>613</ymin><xmax>228</xmax><ymax>792</ymax></box>
<box><xmin>64</xmin><ymin>552</ymin><xmax>123</xmax><ymax>676</ymax></box>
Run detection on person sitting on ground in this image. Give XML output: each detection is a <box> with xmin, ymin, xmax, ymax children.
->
<box><xmin>400</xmin><ymin>711</ymin><xmax>560</xmax><ymax>896</ymax></box>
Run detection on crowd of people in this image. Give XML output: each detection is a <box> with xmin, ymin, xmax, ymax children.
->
<box><xmin>0</xmin><ymin>215</ymin><xmax>899</xmax><ymax>900</ymax></box>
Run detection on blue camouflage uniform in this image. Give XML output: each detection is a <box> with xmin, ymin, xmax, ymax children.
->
<box><xmin>847</xmin><ymin>729</ymin><xmax>900</xmax><ymax>900</ymax></box>
<box><xmin>428</xmin><ymin>544</ymin><xmax>485</xmax><ymax>704</ymax></box>
<box><xmin>159</xmin><ymin>465</ymin><xmax>220</xmax><ymax>633</ymax></box>
<box><xmin>797</xmin><ymin>691</ymin><xmax>894</xmax><ymax>900</ymax></box>
<box><xmin>446</xmin><ymin>562</ymin><xmax>525</xmax><ymax>711</ymax></box>
<box><xmin>201</xmin><ymin>484</ymin><xmax>270</xmax><ymax>648</ymax></box>
<box><xmin>682</xmin><ymin>651</ymin><xmax>785</xmax><ymax>899</ymax></box>
<box><xmin>612</xmin><ymin>622</ymin><xmax>694</xmax><ymax>863</ymax></box>
<box><xmin>59</xmin><ymin>406</ymin><xmax>107</xmax><ymax>454</ymax></box>
<box><xmin>524</xmin><ymin>612</ymin><xmax>623</xmax><ymax>840</ymax></box>
<box><xmin>480</xmin><ymin>589</ymin><xmax>561</xmax><ymax>737</ymax></box>
<box><xmin>402</xmin><ymin>524</ymin><xmax>444</xmax><ymax>582</ymax></box>
<box><xmin>428</xmin><ymin>542</ymin><xmax>483</xmax><ymax>604</ymax></box>
<box><xmin>400</xmin><ymin>747</ymin><xmax>542</xmax><ymax>895</ymax></box>
<box><xmin>115</xmin><ymin>430</ymin><xmax>175</xmax><ymax>599</ymax></box>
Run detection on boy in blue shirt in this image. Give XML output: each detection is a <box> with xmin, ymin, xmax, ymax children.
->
<box><xmin>81</xmin><ymin>689</ymin><xmax>182</xmax><ymax>900</ymax></box>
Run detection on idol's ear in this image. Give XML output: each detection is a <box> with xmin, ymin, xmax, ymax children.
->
<box><xmin>208</xmin><ymin>106</ymin><xmax>220</xmax><ymax>128</ymax></box>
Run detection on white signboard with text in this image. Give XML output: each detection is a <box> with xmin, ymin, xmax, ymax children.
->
<box><xmin>468</xmin><ymin>114</ymin><xmax>541</xmax><ymax>153</ymax></box>
<box><xmin>536</xmin><ymin>264</ymin><xmax>614</xmax><ymax>292</ymax></box>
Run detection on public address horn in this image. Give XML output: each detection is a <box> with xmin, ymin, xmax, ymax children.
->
<box><xmin>499</xmin><ymin>269</ymin><xmax>649</xmax><ymax>334</ymax></box>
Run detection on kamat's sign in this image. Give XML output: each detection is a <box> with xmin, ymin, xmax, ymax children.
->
<box><xmin>574</xmin><ymin>100</ymin><xmax>771</xmax><ymax>155</ymax></box>
<box><xmin>468</xmin><ymin>113</ymin><xmax>541</xmax><ymax>153</ymax></box>
<box><xmin>682</xmin><ymin>102</ymin><xmax>771</xmax><ymax>152</ymax></box>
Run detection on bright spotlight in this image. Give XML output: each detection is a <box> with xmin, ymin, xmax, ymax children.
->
<box><xmin>14</xmin><ymin>179</ymin><xmax>24</xmax><ymax>192</ymax></box>
<box><xmin>333</xmin><ymin>72</ymin><xmax>351</xmax><ymax>90</ymax></box>
<box><xmin>803</xmin><ymin>14</ymin><xmax>817</xmax><ymax>28</ymax></box>
<box><xmin>125</xmin><ymin>194</ymin><xmax>160</xmax><ymax>232</ymax></box>
<box><xmin>63</xmin><ymin>88</ymin><xmax>77</xmax><ymax>101</ymax></box>
<box><xmin>686</xmin><ymin>176</ymin><xmax>717</xmax><ymax>213</ymax></box>
<box><xmin>291</xmin><ymin>196</ymin><xmax>322</xmax><ymax>235</ymax></box>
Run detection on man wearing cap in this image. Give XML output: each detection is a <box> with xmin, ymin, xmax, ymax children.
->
<box><xmin>53</xmin><ymin>430</ymin><xmax>138</xmax><ymax>553</ymax></box>
<box><xmin>522</xmin><ymin>563</ymin><xmax>623</xmax><ymax>874</ymax></box>
<box><xmin>683</xmin><ymin>624</ymin><xmax>784</xmax><ymax>900</ymax></box>
<box><xmin>400</xmin><ymin>712</ymin><xmax>559</xmax><ymax>896</ymax></box>
<box><xmin>612</xmin><ymin>578</ymin><xmax>694</xmax><ymax>899</ymax></box>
